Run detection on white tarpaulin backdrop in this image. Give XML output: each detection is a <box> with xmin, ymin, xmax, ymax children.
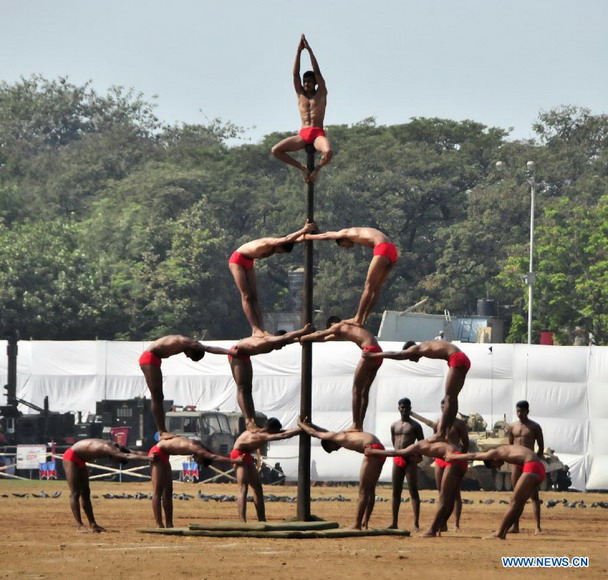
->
<box><xmin>1</xmin><ymin>340</ymin><xmax>606</xmax><ymax>490</ymax></box>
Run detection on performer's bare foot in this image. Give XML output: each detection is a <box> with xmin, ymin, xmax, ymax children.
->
<box><xmin>308</xmin><ymin>167</ymin><xmax>321</xmax><ymax>182</ymax></box>
<box><xmin>484</xmin><ymin>533</ymin><xmax>504</xmax><ymax>540</ymax></box>
<box><xmin>77</xmin><ymin>524</ymin><xmax>92</xmax><ymax>533</ymax></box>
<box><xmin>159</xmin><ymin>432</ymin><xmax>176</xmax><ymax>441</ymax></box>
<box><xmin>252</xmin><ymin>329</ymin><xmax>270</xmax><ymax>338</ymax></box>
<box><xmin>345</xmin><ymin>424</ymin><xmax>363</xmax><ymax>433</ymax></box>
<box><xmin>510</xmin><ymin>524</ymin><xmax>520</xmax><ymax>534</ymax></box>
<box><xmin>342</xmin><ymin>317</ymin><xmax>363</xmax><ymax>327</ymax></box>
<box><xmin>387</xmin><ymin>524</ymin><xmax>398</xmax><ymax>530</ymax></box>
<box><xmin>91</xmin><ymin>524</ymin><xmax>107</xmax><ymax>533</ymax></box>
<box><xmin>440</xmin><ymin>523</ymin><xmax>448</xmax><ymax>532</ymax></box>
<box><xmin>421</xmin><ymin>529</ymin><xmax>437</xmax><ymax>538</ymax></box>
<box><xmin>412</xmin><ymin>524</ymin><xmax>420</xmax><ymax>531</ymax></box>
<box><xmin>427</xmin><ymin>432</ymin><xmax>447</xmax><ymax>443</ymax></box>
<box><xmin>301</xmin><ymin>167</ymin><xmax>310</xmax><ymax>182</ymax></box>
<box><xmin>246</xmin><ymin>419</ymin><xmax>261</xmax><ymax>433</ymax></box>
<box><xmin>535</xmin><ymin>528</ymin><xmax>543</xmax><ymax>535</ymax></box>
<box><xmin>454</xmin><ymin>525</ymin><xmax>462</xmax><ymax>532</ymax></box>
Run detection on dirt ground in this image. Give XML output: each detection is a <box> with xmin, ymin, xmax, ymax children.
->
<box><xmin>1</xmin><ymin>479</ymin><xmax>607</xmax><ymax>579</ymax></box>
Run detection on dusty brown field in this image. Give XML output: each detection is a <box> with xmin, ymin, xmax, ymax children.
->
<box><xmin>1</xmin><ymin>479</ymin><xmax>606</xmax><ymax>579</ymax></box>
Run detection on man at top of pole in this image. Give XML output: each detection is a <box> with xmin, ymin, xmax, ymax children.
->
<box><xmin>271</xmin><ymin>34</ymin><xmax>333</xmax><ymax>183</ymax></box>
<box><xmin>304</xmin><ymin>227</ymin><xmax>398</xmax><ymax>327</ymax></box>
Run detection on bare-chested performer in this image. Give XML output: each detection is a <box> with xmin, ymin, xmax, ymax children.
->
<box><xmin>139</xmin><ymin>335</ymin><xmax>234</xmax><ymax>437</ymax></box>
<box><xmin>445</xmin><ymin>444</ymin><xmax>546</xmax><ymax>539</ymax></box>
<box><xmin>389</xmin><ymin>398</ymin><xmax>424</xmax><ymax>530</ymax></box>
<box><xmin>228</xmin><ymin>324</ymin><xmax>314</xmax><ymax>432</ymax></box>
<box><xmin>298</xmin><ymin>418</ymin><xmax>386</xmax><ymax>530</ymax></box>
<box><xmin>231</xmin><ymin>417</ymin><xmax>301</xmax><ymax>522</ymax></box>
<box><xmin>507</xmin><ymin>400</ymin><xmax>544</xmax><ymax>534</ymax></box>
<box><xmin>364</xmin><ymin>340</ymin><xmax>470</xmax><ymax>440</ymax></box>
<box><xmin>271</xmin><ymin>34</ymin><xmax>332</xmax><ymax>182</ymax></box>
<box><xmin>305</xmin><ymin>227</ymin><xmax>398</xmax><ymax>327</ymax></box>
<box><xmin>229</xmin><ymin>221</ymin><xmax>316</xmax><ymax>337</ymax></box>
<box><xmin>299</xmin><ymin>316</ymin><xmax>383</xmax><ymax>431</ymax></box>
<box><xmin>149</xmin><ymin>436</ymin><xmax>240</xmax><ymax>528</ymax></box>
<box><xmin>63</xmin><ymin>438</ymin><xmax>150</xmax><ymax>533</ymax></box>
<box><xmin>412</xmin><ymin>399</ymin><xmax>469</xmax><ymax>532</ymax></box>
<box><xmin>365</xmin><ymin>438</ymin><xmax>467</xmax><ymax>537</ymax></box>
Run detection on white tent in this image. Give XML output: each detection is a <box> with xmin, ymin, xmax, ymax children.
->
<box><xmin>1</xmin><ymin>340</ymin><xmax>606</xmax><ymax>490</ymax></box>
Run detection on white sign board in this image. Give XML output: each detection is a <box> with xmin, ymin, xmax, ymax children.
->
<box><xmin>16</xmin><ymin>445</ymin><xmax>47</xmax><ymax>469</ymax></box>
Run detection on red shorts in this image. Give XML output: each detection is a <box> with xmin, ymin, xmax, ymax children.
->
<box><xmin>447</xmin><ymin>351</ymin><xmax>471</xmax><ymax>371</ymax></box>
<box><xmin>434</xmin><ymin>457</ymin><xmax>448</xmax><ymax>469</ymax></box>
<box><xmin>229</xmin><ymin>250</ymin><xmax>255</xmax><ymax>271</ymax></box>
<box><xmin>367</xmin><ymin>442</ymin><xmax>386</xmax><ymax>465</ymax></box>
<box><xmin>230</xmin><ymin>449</ymin><xmax>254</xmax><ymax>465</ymax></box>
<box><xmin>298</xmin><ymin>126</ymin><xmax>326</xmax><ymax>145</ymax></box>
<box><xmin>393</xmin><ymin>456</ymin><xmax>408</xmax><ymax>468</ymax></box>
<box><xmin>228</xmin><ymin>345</ymin><xmax>251</xmax><ymax>364</ymax></box>
<box><xmin>362</xmin><ymin>345</ymin><xmax>383</xmax><ymax>368</ymax></box>
<box><xmin>149</xmin><ymin>444</ymin><xmax>170</xmax><ymax>465</ymax></box>
<box><xmin>523</xmin><ymin>460</ymin><xmax>546</xmax><ymax>483</ymax></box>
<box><xmin>373</xmin><ymin>242</ymin><xmax>399</xmax><ymax>264</ymax></box>
<box><xmin>446</xmin><ymin>451</ymin><xmax>468</xmax><ymax>473</ymax></box>
<box><xmin>63</xmin><ymin>447</ymin><xmax>87</xmax><ymax>470</ymax></box>
<box><xmin>139</xmin><ymin>351</ymin><xmax>162</xmax><ymax>367</ymax></box>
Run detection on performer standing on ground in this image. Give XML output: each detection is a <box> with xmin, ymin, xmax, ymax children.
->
<box><xmin>298</xmin><ymin>418</ymin><xmax>386</xmax><ymax>530</ymax></box>
<box><xmin>364</xmin><ymin>340</ymin><xmax>470</xmax><ymax>440</ymax></box>
<box><xmin>149</xmin><ymin>436</ymin><xmax>240</xmax><ymax>529</ymax></box>
<box><xmin>139</xmin><ymin>335</ymin><xmax>234</xmax><ymax>437</ymax></box>
<box><xmin>412</xmin><ymin>400</ymin><xmax>469</xmax><ymax>532</ymax></box>
<box><xmin>445</xmin><ymin>444</ymin><xmax>545</xmax><ymax>540</ymax></box>
<box><xmin>389</xmin><ymin>398</ymin><xmax>424</xmax><ymax>530</ymax></box>
<box><xmin>231</xmin><ymin>418</ymin><xmax>301</xmax><ymax>522</ymax></box>
<box><xmin>63</xmin><ymin>439</ymin><xmax>150</xmax><ymax>533</ymax></box>
<box><xmin>228</xmin><ymin>324</ymin><xmax>314</xmax><ymax>432</ymax></box>
<box><xmin>366</xmin><ymin>438</ymin><xmax>467</xmax><ymax>537</ymax></box>
<box><xmin>229</xmin><ymin>221</ymin><xmax>316</xmax><ymax>337</ymax></box>
<box><xmin>507</xmin><ymin>400</ymin><xmax>544</xmax><ymax>534</ymax></box>
<box><xmin>299</xmin><ymin>316</ymin><xmax>383</xmax><ymax>431</ymax></box>
<box><xmin>304</xmin><ymin>227</ymin><xmax>398</xmax><ymax>327</ymax></box>
<box><xmin>271</xmin><ymin>34</ymin><xmax>332</xmax><ymax>182</ymax></box>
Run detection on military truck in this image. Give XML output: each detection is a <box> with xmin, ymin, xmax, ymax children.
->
<box><xmin>165</xmin><ymin>409</ymin><xmax>235</xmax><ymax>457</ymax></box>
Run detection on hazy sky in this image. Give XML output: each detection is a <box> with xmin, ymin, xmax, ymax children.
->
<box><xmin>2</xmin><ymin>0</ymin><xmax>607</xmax><ymax>144</ymax></box>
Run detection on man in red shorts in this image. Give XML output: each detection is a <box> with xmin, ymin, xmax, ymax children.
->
<box><xmin>304</xmin><ymin>226</ymin><xmax>398</xmax><ymax>327</ymax></box>
<box><xmin>412</xmin><ymin>399</ymin><xmax>469</xmax><ymax>531</ymax></box>
<box><xmin>298</xmin><ymin>417</ymin><xmax>387</xmax><ymax>530</ymax></box>
<box><xmin>139</xmin><ymin>335</ymin><xmax>235</xmax><ymax>437</ymax></box>
<box><xmin>149</xmin><ymin>435</ymin><xmax>239</xmax><ymax>528</ymax></box>
<box><xmin>299</xmin><ymin>316</ymin><xmax>384</xmax><ymax>431</ymax></box>
<box><xmin>228</xmin><ymin>324</ymin><xmax>314</xmax><ymax>432</ymax></box>
<box><xmin>365</xmin><ymin>438</ymin><xmax>467</xmax><ymax>536</ymax></box>
<box><xmin>229</xmin><ymin>221</ymin><xmax>315</xmax><ymax>337</ymax></box>
<box><xmin>364</xmin><ymin>339</ymin><xmax>470</xmax><ymax>440</ymax></box>
<box><xmin>507</xmin><ymin>400</ymin><xmax>545</xmax><ymax>534</ymax></box>
<box><xmin>445</xmin><ymin>444</ymin><xmax>546</xmax><ymax>539</ymax></box>
<box><xmin>271</xmin><ymin>34</ymin><xmax>332</xmax><ymax>182</ymax></box>
<box><xmin>389</xmin><ymin>398</ymin><xmax>424</xmax><ymax>530</ymax></box>
<box><xmin>63</xmin><ymin>439</ymin><xmax>150</xmax><ymax>532</ymax></box>
<box><xmin>231</xmin><ymin>418</ymin><xmax>301</xmax><ymax>522</ymax></box>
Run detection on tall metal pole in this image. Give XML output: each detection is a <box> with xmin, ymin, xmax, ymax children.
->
<box><xmin>297</xmin><ymin>145</ymin><xmax>316</xmax><ymax>520</ymax></box>
<box><xmin>526</xmin><ymin>161</ymin><xmax>536</xmax><ymax>345</ymax></box>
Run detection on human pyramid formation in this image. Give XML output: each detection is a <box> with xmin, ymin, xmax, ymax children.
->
<box><xmin>62</xmin><ymin>35</ymin><xmax>547</xmax><ymax>539</ymax></box>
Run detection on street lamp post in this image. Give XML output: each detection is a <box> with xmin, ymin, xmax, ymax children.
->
<box><xmin>524</xmin><ymin>161</ymin><xmax>536</xmax><ymax>345</ymax></box>
<box><xmin>496</xmin><ymin>160</ymin><xmax>536</xmax><ymax>344</ymax></box>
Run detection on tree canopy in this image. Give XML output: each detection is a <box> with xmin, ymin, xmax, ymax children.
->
<box><xmin>1</xmin><ymin>77</ymin><xmax>606</xmax><ymax>344</ymax></box>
